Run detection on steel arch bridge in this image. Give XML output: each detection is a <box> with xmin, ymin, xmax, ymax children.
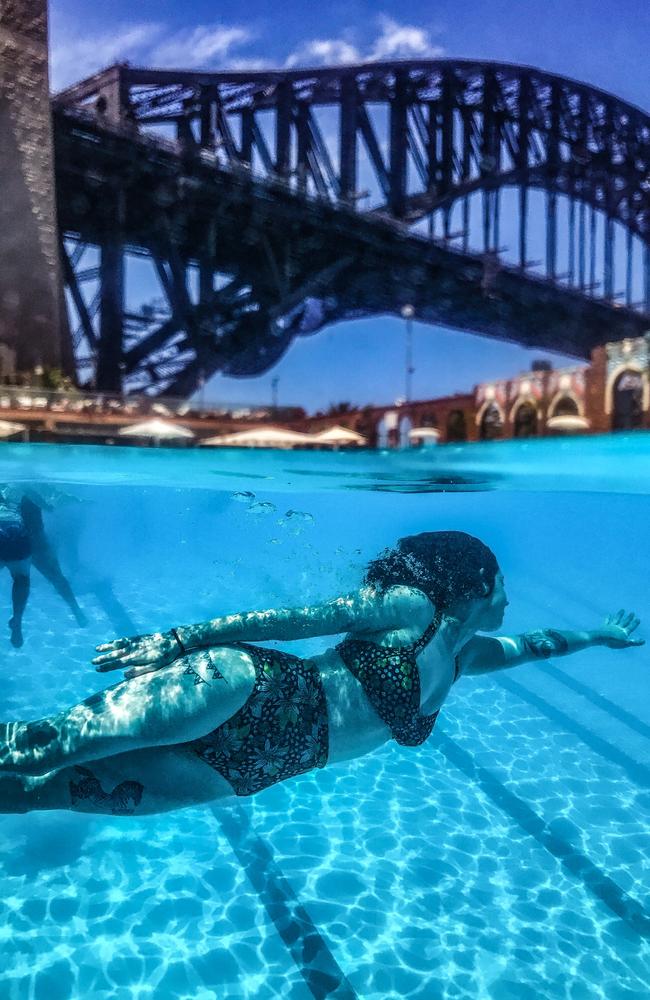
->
<box><xmin>54</xmin><ymin>58</ymin><xmax>650</xmax><ymax>395</ymax></box>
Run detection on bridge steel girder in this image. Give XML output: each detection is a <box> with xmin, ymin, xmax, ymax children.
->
<box><xmin>54</xmin><ymin>59</ymin><xmax>650</xmax><ymax>236</ymax></box>
<box><xmin>52</xmin><ymin>57</ymin><xmax>650</xmax><ymax>395</ymax></box>
<box><xmin>54</xmin><ymin>106</ymin><xmax>649</xmax><ymax>396</ymax></box>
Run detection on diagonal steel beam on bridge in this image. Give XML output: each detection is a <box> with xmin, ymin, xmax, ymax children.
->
<box><xmin>124</xmin><ymin>257</ymin><xmax>353</xmax><ymax>395</ymax></box>
<box><xmin>60</xmin><ymin>238</ymin><xmax>98</xmax><ymax>350</ymax></box>
<box><xmin>122</xmin><ymin>277</ymin><xmax>249</xmax><ymax>374</ymax></box>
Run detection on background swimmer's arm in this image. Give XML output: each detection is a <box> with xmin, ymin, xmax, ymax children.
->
<box><xmin>94</xmin><ymin>585</ymin><xmax>425</xmax><ymax>676</ymax></box>
<box><xmin>458</xmin><ymin>610</ymin><xmax>643</xmax><ymax>676</ymax></box>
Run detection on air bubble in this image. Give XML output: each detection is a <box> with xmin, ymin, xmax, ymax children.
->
<box><xmin>247</xmin><ymin>501</ymin><xmax>277</xmax><ymax>515</ymax></box>
<box><xmin>284</xmin><ymin>509</ymin><xmax>314</xmax><ymax>524</ymax></box>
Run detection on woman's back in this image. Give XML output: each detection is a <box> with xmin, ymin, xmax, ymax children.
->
<box><xmin>315</xmin><ymin>598</ymin><xmax>462</xmax><ymax>763</ymax></box>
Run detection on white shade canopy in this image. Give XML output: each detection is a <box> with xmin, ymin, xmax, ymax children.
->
<box><xmin>200</xmin><ymin>426</ymin><xmax>314</xmax><ymax>448</ymax></box>
<box><xmin>118</xmin><ymin>418</ymin><xmax>195</xmax><ymax>439</ymax></box>
<box><xmin>0</xmin><ymin>419</ymin><xmax>26</xmax><ymax>439</ymax></box>
<box><xmin>546</xmin><ymin>415</ymin><xmax>590</xmax><ymax>432</ymax></box>
<box><xmin>311</xmin><ymin>425</ymin><xmax>367</xmax><ymax>445</ymax></box>
<box><xmin>408</xmin><ymin>426</ymin><xmax>441</xmax><ymax>441</ymax></box>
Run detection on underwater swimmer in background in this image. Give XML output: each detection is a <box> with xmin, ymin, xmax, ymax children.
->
<box><xmin>0</xmin><ymin>531</ymin><xmax>642</xmax><ymax>814</ymax></box>
<box><xmin>0</xmin><ymin>486</ymin><xmax>86</xmax><ymax>648</ymax></box>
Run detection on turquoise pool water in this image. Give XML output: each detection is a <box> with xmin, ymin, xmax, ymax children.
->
<box><xmin>0</xmin><ymin>435</ymin><xmax>649</xmax><ymax>999</ymax></box>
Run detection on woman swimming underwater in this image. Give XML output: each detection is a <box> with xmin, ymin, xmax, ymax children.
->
<box><xmin>0</xmin><ymin>531</ymin><xmax>643</xmax><ymax>815</ymax></box>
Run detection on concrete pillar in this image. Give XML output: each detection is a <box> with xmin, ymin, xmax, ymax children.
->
<box><xmin>0</xmin><ymin>0</ymin><xmax>68</xmax><ymax>372</ymax></box>
<box><xmin>585</xmin><ymin>346</ymin><xmax>609</xmax><ymax>433</ymax></box>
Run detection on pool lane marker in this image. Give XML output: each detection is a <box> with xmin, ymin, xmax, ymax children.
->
<box><xmin>537</xmin><ymin>661</ymin><xmax>650</xmax><ymax>742</ymax></box>
<box><xmin>212</xmin><ymin>803</ymin><xmax>358</xmax><ymax>1000</ymax></box>
<box><xmin>497</xmin><ymin>674</ymin><xmax>650</xmax><ymax>789</ymax></box>
<box><xmin>436</xmin><ymin>731</ymin><xmax>650</xmax><ymax>938</ymax></box>
<box><xmin>520</xmin><ymin>579</ymin><xmax>650</xmax><ymax>741</ymax></box>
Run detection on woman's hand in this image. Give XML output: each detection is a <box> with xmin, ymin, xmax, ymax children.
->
<box><xmin>93</xmin><ymin>629</ymin><xmax>184</xmax><ymax>679</ymax></box>
<box><xmin>596</xmin><ymin>610</ymin><xmax>644</xmax><ymax>649</ymax></box>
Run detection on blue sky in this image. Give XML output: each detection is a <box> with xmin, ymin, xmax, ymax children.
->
<box><xmin>49</xmin><ymin>1</ymin><xmax>650</xmax><ymax>410</ymax></box>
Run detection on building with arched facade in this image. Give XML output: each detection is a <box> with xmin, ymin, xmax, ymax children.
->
<box><xmin>474</xmin><ymin>365</ymin><xmax>589</xmax><ymax>441</ymax></box>
<box><xmin>473</xmin><ymin>335</ymin><xmax>650</xmax><ymax>441</ymax></box>
<box><xmin>296</xmin><ymin>334</ymin><xmax>650</xmax><ymax>445</ymax></box>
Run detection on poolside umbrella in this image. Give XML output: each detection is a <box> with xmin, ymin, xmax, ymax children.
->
<box><xmin>311</xmin><ymin>425</ymin><xmax>367</xmax><ymax>446</ymax></box>
<box><xmin>0</xmin><ymin>419</ymin><xmax>27</xmax><ymax>440</ymax></box>
<box><xmin>200</xmin><ymin>426</ymin><xmax>314</xmax><ymax>449</ymax></box>
<box><xmin>408</xmin><ymin>426</ymin><xmax>441</xmax><ymax>443</ymax></box>
<box><xmin>546</xmin><ymin>415</ymin><xmax>590</xmax><ymax>433</ymax></box>
<box><xmin>117</xmin><ymin>418</ymin><xmax>195</xmax><ymax>444</ymax></box>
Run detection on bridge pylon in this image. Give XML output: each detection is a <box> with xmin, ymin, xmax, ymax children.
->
<box><xmin>0</xmin><ymin>1</ymin><xmax>72</xmax><ymax>375</ymax></box>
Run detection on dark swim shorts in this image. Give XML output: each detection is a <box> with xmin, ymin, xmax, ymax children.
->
<box><xmin>0</xmin><ymin>520</ymin><xmax>31</xmax><ymax>561</ymax></box>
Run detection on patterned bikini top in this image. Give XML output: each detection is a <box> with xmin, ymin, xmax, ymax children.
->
<box><xmin>336</xmin><ymin>610</ymin><xmax>456</xmax><ymax>747</ymax></box>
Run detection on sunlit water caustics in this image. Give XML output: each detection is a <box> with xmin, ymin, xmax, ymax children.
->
<box><xmin>0</xmin><ymin>435</ymin><xmax>649</xmax><ymax>999</ymax></box>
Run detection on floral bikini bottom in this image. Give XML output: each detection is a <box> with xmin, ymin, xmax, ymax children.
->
<box><xmin>188</xmin><ymin>643</ymin><xmax>329</xmax><ymax>797</ymax></box>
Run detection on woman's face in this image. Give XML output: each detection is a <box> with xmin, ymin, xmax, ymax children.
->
<box><xmin>478</xmin><ymin>571</ymin><xmax>509</xmax><ymax>631</ymax></box>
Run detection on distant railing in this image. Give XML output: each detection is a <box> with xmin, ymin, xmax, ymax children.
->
<box><xmin>0</xmin><ymin>386</ymin><xmax>304</xmax><ymax>423</ymax></box>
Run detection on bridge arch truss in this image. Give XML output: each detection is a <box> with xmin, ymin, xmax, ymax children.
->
<box><xmin>55</xmin><ymin>59</ymin><xmax>650</xmax><ymax>395</ymax></box>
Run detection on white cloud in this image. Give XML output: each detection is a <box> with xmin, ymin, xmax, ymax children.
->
<box><xmin>228</xmin><ymin>57</ymin><xmax>274</xmax><ymax>72</ymax></box>
<box><xmin>50</xmin><ymin>13</ymin><xmax>444</xmax><ymax>92</ymax></box>
<box><xmin>151</xmin><ymin>25</ymin><xmax>253</xmax><ymax>69</ymax></box>
<box><xmin>285</xmin><ymin>38</ymin><xmax>360</xmax><ymax>69</ymax></box>
<box><xmin>50</xmin><ymin>20</ymin><xmax>255</xmax><ymax>91</ymax></box>
<box><xmin>285</xmin><ymin>16</ymin><xmax>444</xmax><ymax>70</ymax></box>
<box><xmin>369</xmin><ymin>16</ymin><xmax>445</xmax><ymax>61</ymax></box>
<box><xmin>50</xmin><ymin>23</ymin><xmax>163</xmax><ymax>90</ymax></box>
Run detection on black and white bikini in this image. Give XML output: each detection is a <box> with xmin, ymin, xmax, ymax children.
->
<box><xmin>188</xmin><ymin>609</ymin><xmax>460</xmax><ymax>796</ymax></box>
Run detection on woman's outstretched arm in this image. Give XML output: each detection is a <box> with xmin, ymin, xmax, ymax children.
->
<box><xmin>93</xmin><ymin>585</ymin><xmax>429</xmax><ymax>679</ymax></box>
<box><xmin>458</xmin><ymin>609</ymin><xmax>643</xmax><ymax>676</ymax></box>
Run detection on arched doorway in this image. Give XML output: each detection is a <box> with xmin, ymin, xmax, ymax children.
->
<box><xmin>446</xmin><ymin>409</ymin><xmax>467</xmax><ymax>442</ymax></box>
<box><xmin>399</xmin><ymin>415</ymin><xmax>413</xmax><ymax>448</ymax></box>
<box><xmin>377</xmin><ymin>410</ymin><xmax>400</xmax><ymax>448</ymax></box>
<box><xmin>376</xmin><ymin>416</ymin><xmax>389</xmax><ymax>449</ymax></box>
<box><xmin>552</xmin><ymin>395</ymin><xmax>579</xmax><ymax>418</ymax></box>
<box><xmin>479</xmin><ymin>403</ymin><xmax>503</xmax><ymax>441</ymax></box>
<box><xmin>513</xmin><ymin>401</ymin><xmax>538</xmax><ymax>438</ymax></box>
<box><xmin>612</xmin><ymin>371</ymin><xmax>644</xmax><ymax>430</ymax></box>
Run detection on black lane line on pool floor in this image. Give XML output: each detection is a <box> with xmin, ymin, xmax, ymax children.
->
<box><xmin>437</xmin><ymin>732</ymin><xmax>650</xmax><ymax>938</ymax></box>
<box><xmin>213</xmin><ymin>804</ymin><xmax>358</xmax><ymax>1000</ymax></box>
<box><xmin>519</xmin><ymin>580</ymin><xmax>650</xmax><ymax>741</ymax></box>
<box><xmin>497</xmin><ymin>674</ymin><xmax>650</xmax><ymax>789</ymax></box>
<box><xmin>538</xmin><ymin>662</ymin><xmax>650</xmax><ymax>743</ymax></box>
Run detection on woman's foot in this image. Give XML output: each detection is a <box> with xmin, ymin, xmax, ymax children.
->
<box><xmin>8</xmin><ymin>618</ymin><xmax>23</xmax><ymax>648</ymax></box>
<box><xmin>74</xmin><ymin>608</ymin><xmax>88</xmax><ymax>628</ymax></box>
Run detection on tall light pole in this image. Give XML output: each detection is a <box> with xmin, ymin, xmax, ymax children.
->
<box><xmin>401</xmin><ymin>304</ymin><xmax>415</xmax><ymax>402</ymax></box>
<box><xmin>198</xmin><ymin>368</ymin><xmax>206</xmax><ymax>412</ymax></box>
<box><xmin>271</xmin><ymin>376</ymin><xmax>279</xmax><ymax>411</ymax></box>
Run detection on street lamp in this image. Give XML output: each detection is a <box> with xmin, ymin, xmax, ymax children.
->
<box><xmin>400</xmin><ymin>304</ymin><xmax>415</xmax><ymax>402</ymax></box>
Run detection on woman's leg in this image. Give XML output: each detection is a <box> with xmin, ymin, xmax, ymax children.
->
<box><xmin>7</xmin><ymin>559</ymin><xmax>30</xmax><ymax>648</ymax></box>
<box><xmin>0</xmin><ymin>646</ymin><xmax>255</xmax><ymax>777</ymax></box>
<box><xmin>31</xmin><ymin>540</ymin><xmax>87</xmax><ymax>626</ymax></box>
<box><xmin>0</xmin><ymin>744</ymin><xmax>234</xmax><ymax>815</ymax></box>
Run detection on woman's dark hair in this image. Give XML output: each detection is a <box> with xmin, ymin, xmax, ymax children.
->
<box><xmin>364</xmin><ymin>531</ymin><xmax>499</xmax><ymax>611</ymax></box>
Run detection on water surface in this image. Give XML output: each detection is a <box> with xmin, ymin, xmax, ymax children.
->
<box><xmin>0</xmin><ymin>435</ymin><xmax>648</xmax><ymax>999</ymax></box>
